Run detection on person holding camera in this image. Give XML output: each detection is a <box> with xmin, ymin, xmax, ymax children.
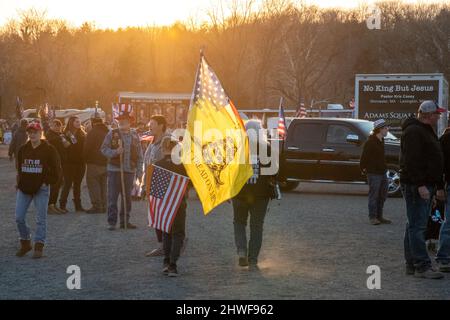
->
<box><xmin>59</xmin><ymin>116</ymin><xmax>87</xmax><ymax>213</ymax></box>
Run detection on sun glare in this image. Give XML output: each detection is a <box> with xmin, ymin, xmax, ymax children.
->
<box><xmin>0</xmin><ymin>0</ymin><xmax>444</xmax><ymax>29</ymax></box>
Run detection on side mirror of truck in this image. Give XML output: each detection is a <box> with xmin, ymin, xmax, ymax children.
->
<box><xmin>346</xmin><ymin>134</ymin><xmax>360</xmax><ymax>144</ymax></box>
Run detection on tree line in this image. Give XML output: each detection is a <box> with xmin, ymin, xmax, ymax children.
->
<box><xmin>0</xmin><ymin>0</ymin><xmax>449</xmax><ymax>118</ymax></box>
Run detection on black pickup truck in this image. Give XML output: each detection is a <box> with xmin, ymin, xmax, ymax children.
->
<box><xmin>278</xmin><ymin>118</ymin><xmax>401</xmax><ymax>196</ymax></box>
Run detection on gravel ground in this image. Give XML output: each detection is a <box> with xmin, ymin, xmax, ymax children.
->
<box><xmin>0</xmin><ymin>145</ymin><xmax>449</xmax><ymax>300</ymax></box>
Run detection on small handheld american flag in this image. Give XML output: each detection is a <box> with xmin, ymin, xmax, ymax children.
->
<box><xmin>139</xmin><ymin>131</ymin><xmax>154</xmax><ymax>142</ymax></box>
<box><xmin>277</xmin><ymin>97</ymin><xmax>287</xmax><ymax>140</ymax></box>
<box><xmin>147</xmin><ymin>165</ymin><xmax>189</xmax><ymax>233</ymax></box>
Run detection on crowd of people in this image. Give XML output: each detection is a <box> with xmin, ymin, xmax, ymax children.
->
<box><xmin>9</xmin><ymin>105</ymin><xmax>274</xmax><ymax>277</ymax></box>
<box><xmin>10</xmin><ymin>99</ymin><xmax>450</xmax><ymax>279</ymax></box>
<box><xmin>361</xmin><ymin>100</ymin><xmax>450</xmax><ymax>280</ymax></box>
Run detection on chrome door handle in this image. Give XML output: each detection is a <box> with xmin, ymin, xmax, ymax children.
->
<box><xmin>322</xmin><ymin>148</ymin><xmax>335</xmax><ymax>152</ymax></box>
<box><xmin>288</xmin><ymin>146</ymin><xmax>300</xmax><ymax>150</ymax></box>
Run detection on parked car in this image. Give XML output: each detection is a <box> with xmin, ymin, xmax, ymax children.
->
<box><xmin>278</xmin><ymin>118</ymin><xmax>401</xmax><ymax>196</ymax></box>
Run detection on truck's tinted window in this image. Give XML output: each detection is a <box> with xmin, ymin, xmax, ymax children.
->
<box><xmin>326</xmin><ymin>125</ymin><xmax>356</xmax><ymax>144</ymax></box>
<box><xmin>289</xmin><ymin>123</ymin><xmax>325</xmax><ymax>147</ymax></box>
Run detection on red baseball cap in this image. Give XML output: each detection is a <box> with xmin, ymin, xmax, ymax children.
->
<box><xmin>26</xmin><ymin>122</ymin><xmax>43</xmax><ymax>132</ymax></box>
<box><xmin>418</xmin><ymin>100</ymin><xmax>446</xmax><ymax>113</ymax></box>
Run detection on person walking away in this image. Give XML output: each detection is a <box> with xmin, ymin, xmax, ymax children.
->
<box><xmin>83</xmin><ymin>117</ymin><xmax>109</xmax><ymax>214</ymax></box>
<box><xmin>400</xmin><ymin>100</ymin><xmax>445</xmax><ymax>279</ymax></box>
<box><xmin>435</xmin><ymin>127</ymin><xmax>450</xmax><ymax>272</ymax></box>
<box><xmin>45</xmin><ymin>119</ymin><xmax>69</xmax><ymax>214</ymax></box>
<box><xmin>101</xmin><ymin>110</ymin><xmax>143</xmax><ymax>230</ymax></box>
<box><xmin>143</xmin><ymin>115</ymin><xmax>171</xmax><ymax>257</ymax></box>
<box><xmin>232</xmin><ymin>119</ymin><xmax>273</xmax><ymax>271</ymax></box>
<box><xmin>59</xmin><ymin>116</ymin><xmax>87</xmax><ymax>213</ymax></box>
<box><xmin>15</xmin><ymin>122</ymin><xmax>61</xmax><ymax>258</ymax></box>
<box><xmin>8</xmin><ymin>119</ymin><xmax>28</xmax><ymax>168</ymax></box>
<box><xmin>153</xmin><ymin>137</ymin><xmax>190</xmax><ymax>277</ymax></box>
<box><xmin>360</xmin><ymin>119</ymin><xmax>391</xmax><ymax>225</ymax></box>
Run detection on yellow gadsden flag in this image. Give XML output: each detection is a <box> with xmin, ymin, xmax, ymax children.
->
<box><xmin>182</xmin><ymin>54</ymin><xmax>253</xmax><ymax>215</ymax></box>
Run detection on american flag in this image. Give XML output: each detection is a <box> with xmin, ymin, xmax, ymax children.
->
<box><xmin>112</xmin><ymin>103</ymin><xmax>133</xmax><ymax>119</ymax></box>
<box><xmin>349</xmin><ymin>98</ymin><xmax>355</xmax><ymax>109</ymax></box>
<box><xmin>47</xmin><ymin>104</ymin><xmax>56</xmax><ymax>120</ymax></box>
<box><xmin>277</xmin><ymin>98</ymin><xmax>287</xmax><ymax>140</ymax></box>
<box><xmin>16</xmin><ymin>96</ymin><xmax>23</xmax><ymax>119</ymax></box>
<box><xmin>147</xmin><ymin>165</ymin><xmax>189</xmax><ymax>233</ymax></box>
<box><xmin>139</xmin><ymin>131</ymin><xmax>154</xmax><ymax>142</ymax></box>
<box><xmin>295</xmin><ymin>99</ymin><xmax>307</xmax><ymax>118</ymax></box>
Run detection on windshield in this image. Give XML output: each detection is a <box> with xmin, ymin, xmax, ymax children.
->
<box><xmin>356</xmin><ymin>121</ymin><xmax>399</xmax><ymax>141</ymax></box>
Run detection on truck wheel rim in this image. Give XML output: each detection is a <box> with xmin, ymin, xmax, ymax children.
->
<box><xmin>387</xmin><ymin>169</ymin><xmax>400</xmax><ymax>194</ymax></box>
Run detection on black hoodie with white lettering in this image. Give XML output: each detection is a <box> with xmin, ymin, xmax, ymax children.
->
<box><xmin>17</xmin><ymin>140</ymin><xmax>61</xmax><ymax>195</ymax></box>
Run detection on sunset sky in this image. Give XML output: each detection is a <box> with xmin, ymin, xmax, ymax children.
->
<box><xmin>0</xmin><ymin>0</ymin><xmax>441</xmax><ymax>29</ymax></box>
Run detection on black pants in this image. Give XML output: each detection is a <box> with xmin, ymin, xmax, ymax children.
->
<box><xmin>49</xmin><ymin>174</ymin><xmax>63</xmax><ymax>205</ymax></box>
<box><xmin>232</xmin><ymin>196</ymin><xmax>269</xmax><ymax>265</ymax></box>
<box><xmin>156</xmin><ymin>229</ymin><xmax>163</xmax><ymax>243</ymax></box>
<box><xmin>59</xmin><ymin>163</ymin><xmax>86</xmax><ymax>206</ymax></box>
<box><xmin>163</xmin><ymin>208</ymin><xmax>186</xmax><ymax>266</ymax></box>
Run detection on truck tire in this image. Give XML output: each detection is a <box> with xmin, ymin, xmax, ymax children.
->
<box><xmin>279</xmin><ymin>180</ymin><xmax>300</xmax><ymax>192</ymax></box>
<box><xmin>386</xmin><ymin>166</ymin><xmax>401</xmax><ymax>197</ymax></box>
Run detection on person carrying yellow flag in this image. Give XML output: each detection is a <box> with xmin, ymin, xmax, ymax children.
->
<box><xmin>181</xmin><ymin>53</ymin><xmax>253</xmax><ymax>215</ymax></box>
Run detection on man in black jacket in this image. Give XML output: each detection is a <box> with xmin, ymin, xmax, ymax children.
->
<box><xmin>400</xmin><ymin>100</ymin><xmax>445</xmax><ymax>279</ymax></box>
<box><xmin>46</xmin><ymin>119</ymin><xmax>70</xmax><ymax>214</ymax></box>
<box><xmin>15</xmin><ymin>122</ymin><xmax>61</xmax><ymax>259</ymax></box>
<box><xmin>83</xmin><ymin>117</ymin><xmax>109</xmax><ymax>214</ymax></box>
<box><xmin>360</xmin><ymin>119</ymin><xmax>391</xmax><ymax>225</ymax></box>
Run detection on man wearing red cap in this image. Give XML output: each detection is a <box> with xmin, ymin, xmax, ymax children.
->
<box><xmin>15</xmin><ymin>122</ymin><xmax>61</xmax><ymax>259</ymax></box>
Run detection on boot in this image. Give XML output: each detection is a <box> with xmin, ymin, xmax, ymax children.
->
<box><xmin>59</xmin><ymin>202</ymin><xmax>69</xmax><ymax>213</ymax></box>
<box><xmin>32</xmin><ymin>242</ymin><xmax>44</xmax><ymax>259</ymax></box>
<box><xmin>48</xmin><ymin>204</ymin><xmax>62</xmax><ymax>215</ymax></box>
<box><xmin>86</xmin><ymin>207</ymin><xmax>102</xmax><ymax>214</ymax></box>
<box><xmin>16</xmin><ymin>239</ymin><xmax>32</xmax><ymax>257</ymax></box>
<box><xmin>73</xmin><ymin>199</ymin><xmax>86</xmax><ymax>212</ymax></box>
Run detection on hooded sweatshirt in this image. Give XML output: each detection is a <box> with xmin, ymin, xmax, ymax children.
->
<box><xmin>17</xmin><ymin>140</ymin><xmax>61</xmax><ymax>195</ymax></box>
<box><xmin>46</xmin><ymin>129</ymin><xmax>68</xmax><ymax>164</ymax></box>
<box><xmin>360</xmin><ymin>134</ymin><xmax>387</xmax><ymax>175</ymax></box>
<box><xmin>400</xmin><ymin>117</ymin><xmax>444</xmax><ymax>188</ymax></box>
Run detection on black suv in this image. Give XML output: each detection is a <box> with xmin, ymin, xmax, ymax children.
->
<box><xmin>278</xmin><ymin>118</ymin><xmax>401</xmax><ymax>196</ymax></box>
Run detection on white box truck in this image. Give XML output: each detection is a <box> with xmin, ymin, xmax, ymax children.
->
<box><xmin>355</xmin><ymin>73</ymin><xmax>449</xmax><ymax>136</ymax></box>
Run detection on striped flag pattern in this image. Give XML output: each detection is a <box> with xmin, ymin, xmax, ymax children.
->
<box><xmin>296</xmin><ymin>106</ymin><xmax>307</xmax><ymax>118</ymax></box>
<box><xmin>349</xmin><ymin>98</ymin><xmax>355</xmax><ymax>109</ymax></box>
<box><xmin>147</xmin><ymin>165</ymin><xmax>189</xmax><ymax>233</ymax></box>
<box><xmin>277</xmin><ymin>98</ymin><xmax>287</xmax><ymax>140</ymax></box>
<box><xmin>112</xmin><ymin>103</ymin><xmax>133</xmax><ymax>119</ymax></box>
<box><xmin>139</xmin><ymin>131</ymin><xmax>154</xmax><ymax>142</ymax></box>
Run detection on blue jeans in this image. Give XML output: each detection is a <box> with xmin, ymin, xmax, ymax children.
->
<box><xmin>436</xmin><ymin>185</ymin><xmax>450</xmax><ymax>264</ymax></box>
<box><xmin>15</xmin><ymin>185</ymin><xmax>49</xmax><ymax>244</ymax></box>
<box><xmin>232</xmin><ymin>196</ymin><xmax>269</xmax><ymax>265</ymax></box>
<box><xmin>107</xmin><ymin>171</ymin><xmax>135</xmax><ymax>226</ymax></box>
<box><xmin>401</xmin><ymin>184</ymin><xmax>434</xmax><ymax>272</ymax></box>
<box><xmin>367</xmin><ymin>174</ymin><xmax>388</xmax><ymax>219</ymax></box>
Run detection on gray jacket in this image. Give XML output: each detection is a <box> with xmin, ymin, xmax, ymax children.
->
<box><xmin>101</xmin><ymin>129</ymin><xmax>143</xmax><ymax>178</ymax></box>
